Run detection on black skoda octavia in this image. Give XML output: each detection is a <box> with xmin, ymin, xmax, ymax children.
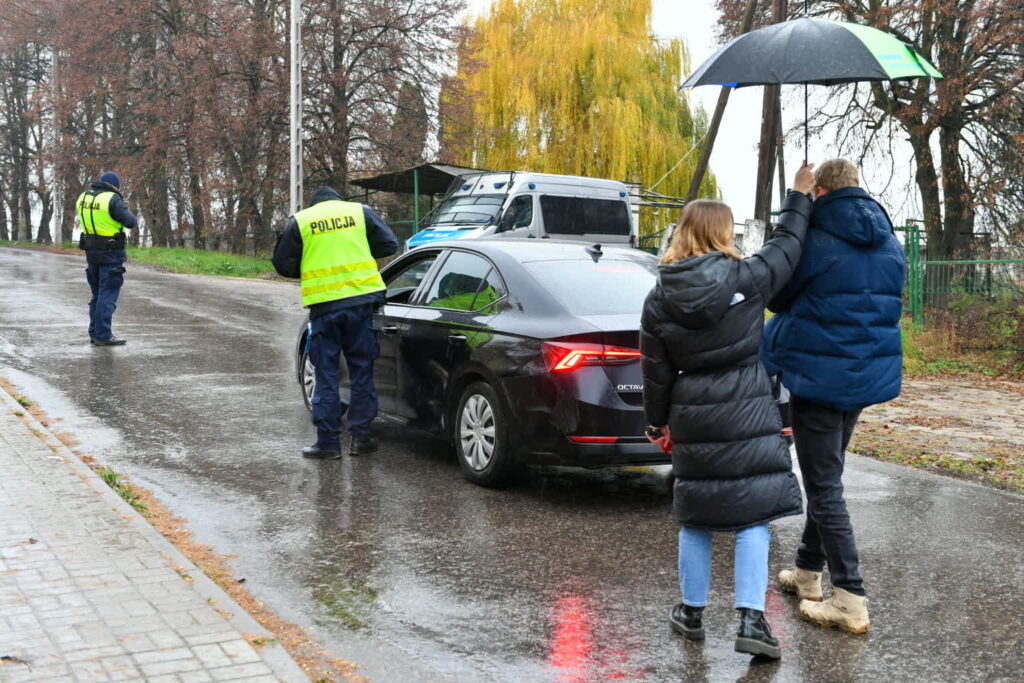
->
<box><xmin>295</xmin><ymin>239</ymin><xmax>791</xmax><ymax>487</ymax></box>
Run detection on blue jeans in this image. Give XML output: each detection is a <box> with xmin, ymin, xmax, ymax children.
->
<box><xmin>309</xmin><ymin>304</ymin><xmax>379</xmax><ymax>449</ymax></box>
<box><xmin>679</xmin><ymin>524</ymin><xmax>770</xmax><ymax>611</ymax></box>
<box><xmin>86</xmin><ymin>261</ymin><xmax>125</xmax><ymax>341</ymax></box>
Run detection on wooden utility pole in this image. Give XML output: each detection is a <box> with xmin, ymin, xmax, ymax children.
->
<box><xmin>775</xmin><ymin>96</ymin><xmax>786</xmax><ymax>205</ymax></box>
<box><xmin>684</xmin><ymin>0</ymin><xmax>759</xmax><ymax>203</ymax></box>
<box><xmin>754</xmin><ymin>0</ymin><xmax>787</xmax><ymax>239</ymax></box>
<box><xmin>289</xmin><ymin>0</ymin><xmax>303</xmax><ymax>215</ymax></box>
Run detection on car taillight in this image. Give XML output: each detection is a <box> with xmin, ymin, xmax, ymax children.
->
<box><xmin>543</xmin><ymin>342</ymin><xmax>641</xmax><ymax>373</ymax></box>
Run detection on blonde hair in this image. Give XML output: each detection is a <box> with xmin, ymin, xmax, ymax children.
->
<box><xmin>815</xmin><ymin>159</ymin><xmax>860</xmax><ymax>192</ymax></box>
<box><xmin>661</xmin><ymin>200</ymin><xmax>740</xmax><ymax>264</ymax></box>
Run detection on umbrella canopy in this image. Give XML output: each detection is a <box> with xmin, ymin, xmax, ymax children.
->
<box><xmin>682</xmin><ymin>18</ymin><xmax>941</xmax><ymax>88</ymax></box>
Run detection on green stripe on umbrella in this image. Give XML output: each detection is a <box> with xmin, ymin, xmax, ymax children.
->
<box><xmin>831</xmin><ymin>20</ymin><xmax>942</xmax><ymax>81</ymax></box>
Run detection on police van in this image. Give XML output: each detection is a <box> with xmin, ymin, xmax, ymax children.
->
<box><xmin>406</xmin><ymin>172</ymin><xmax>638</xmax><ymax>249</ymax></box>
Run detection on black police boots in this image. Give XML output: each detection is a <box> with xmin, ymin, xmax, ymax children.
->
<box><xmin>669</xmin><ymin>603</ymin><xmax>705</xmax><ymax>641</ymax></box>
<box><xmin>735</xmin><ymin>607</ymin><xmax>781</xmax><ymax>659</ymax></box>
<box><xmin>302</xmin><ymin>444</ymin><xmax>341</xmax><ymax>460</ymax></box>
<box><xmin>350</xmin><ymin>435</ymin><xmax>378</xmax><ymax>456</ymax></box>
<box><xmin>92</xmin><ymin>336</ymin><xmax>127</xmax><ymax>346</ymax></box>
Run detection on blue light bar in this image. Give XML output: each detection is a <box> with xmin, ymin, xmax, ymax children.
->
<box><xmin>619</xmin><ymin>191</ymin><xmax>627</xmax><ymax>197</ymax></box>
<box><xmin>461</xmin><ymin>184</ymin><xmax>470</xmax><ymax>191</ymax></box>
<box><xmin>494</xmin><ymin>182</ymin><xmax>506</xmax><ymax>189</ymax></box>
<box><xmin>529</xmin><ymin>183</ymin><xmax>536</xmax><ymax>189</ymax></box>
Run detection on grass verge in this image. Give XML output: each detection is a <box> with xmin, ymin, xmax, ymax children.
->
<box><xmin>851</xmin><ymin>417</ymin><xmax>1024</xmax><ymax>495</ymax></box>
<box><xmin>124</xmin><ymin>246</ymin><xmax>278</xmax><ymax>279</ymax></box>
<box><xmin>902</xmin><ymin>313</ymin><xmax>1024</xmax><ymax>379</ymax></box>
<box><xmin>1</xmin><ymin>375</ymin><xmax>361</xmax><ymax>682</ymax></box>
<box><xmin>98</xmin><ymin>466</ymin><xmax>149</xmax><ymax>515</ymax></box>
<box><xmin>0</xmin><ymin>241</ymin><xmax>283</xmax><ymax>280</ymax></box>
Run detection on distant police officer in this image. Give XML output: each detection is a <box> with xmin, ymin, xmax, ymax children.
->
<box><xmin>76</xmin><ymin>172</ymin><xmax>138</xmax><ymax>346</ymax></box>
<box><xmin>273</xmin><ymin>187</ymin><xmax>398</xmax><ymax>459</ymax></box>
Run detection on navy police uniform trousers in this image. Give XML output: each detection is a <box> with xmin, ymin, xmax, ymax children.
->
<box><xmin>309</xmin><ymin>303</ymin><xmax>379</xmax><ymax>449</ymax></box>
<box><xmin>86</xmin><ymin>249</ymin><xmax>127</xmax><ymax>342</ymax></box>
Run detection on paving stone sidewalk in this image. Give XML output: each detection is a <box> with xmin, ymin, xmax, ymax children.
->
<box><xmin>0</xmin><ymin>388</ymin><xmax>307</xmax><ymax>682</ymax></box>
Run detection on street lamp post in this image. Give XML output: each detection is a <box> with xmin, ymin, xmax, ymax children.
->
<box><xmin>289</xmin><ymin>0</ymin><xmax>303</xmax><ymax>215</ymax></box>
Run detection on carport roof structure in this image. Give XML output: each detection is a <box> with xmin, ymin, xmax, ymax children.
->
<box><xmin>350</xmin><ymin>162</ymin><xmax>485</xmax><ymax>196</ymax></box>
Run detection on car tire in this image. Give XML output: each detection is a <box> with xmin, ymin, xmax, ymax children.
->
<box><xmin>453</xmin><ymin>381</ymin><xmax>517</xmax><ymax>488</ymax></box>
<box><xmin>300</xmin><ymin>346</ymin><xmax>315</xmax><ymax>414</ymax></box>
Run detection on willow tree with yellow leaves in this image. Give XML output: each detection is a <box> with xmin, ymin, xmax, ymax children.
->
<box><xmin>441</xmin><ymin>0</ymin><xmax>718</xmax><ymax>230</ymax></box>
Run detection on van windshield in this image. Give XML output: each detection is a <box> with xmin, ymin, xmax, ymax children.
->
<box><xmin>540</xmin><ymin>196</ymin><xmax>631</xmax><ymax>236</ymax></box>
<box><xmin>426</xmin><ymin>194</ymin><xmax>505</xmax><ymax>227</ymax></box>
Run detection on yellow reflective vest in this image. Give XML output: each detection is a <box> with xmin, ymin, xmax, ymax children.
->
<box><xmin>75</xmin><ymin>191</ymin><xmax>123</xmax><ymax>237</ymax></box>
<box><xmin>298</xmin><ymin>200</ymin><xmax>386</xmax><ymax>307</ymax></box>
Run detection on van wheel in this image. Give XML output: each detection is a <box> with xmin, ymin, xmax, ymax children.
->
<box><xmin>453</xmin><ymin>381</ymin><xmax>516</xmax><ymax>488</ymax></box>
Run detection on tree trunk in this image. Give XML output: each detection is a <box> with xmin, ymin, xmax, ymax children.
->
<box><xmin>0</xmin><ymin>197</ymin><xmax>8</xmax><ymax>241</ymax></box>
<box><xmin>939</xmin><ymin>122</ymin><xmax>974</xmax><ymax>259</ymax></box>
<box><xmin>185</xmin><ymin>143</ymin><xmax>207</xmax><ymax>250</ymax></box>
<box><xmin>35</xmin><ymin>191</ymin><xmax>53</xmax><ymax>244</ymax></box>
<box><xmin>909</xmin><ymin>132</ymin><xmax>943</xmax><ymax>261</ymax></box>
<box><xmin>144</xmin><ymin>161</ymin><xmax>173</xmax><ymax>247</ymax></box>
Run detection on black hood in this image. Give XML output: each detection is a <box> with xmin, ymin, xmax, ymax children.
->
<box><xmin>655</xmin><ymin>252</ymin><xmax>737</xmax><ymax>329</ymax></box>
<box><xmin>310</xmin><ymin>186</ymin><xmax>344</xmax><ymax>205</ymax></box>
<box><xmin>89</xmin><ymin>180</ymin><xmax>122</xmax><ymax>196</ymax></box>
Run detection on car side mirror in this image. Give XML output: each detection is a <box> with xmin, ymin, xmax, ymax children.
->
<box><xmin>498</xmin><ymin>211</ymin><xmax>515</xmax><ymax>232</ymax></box>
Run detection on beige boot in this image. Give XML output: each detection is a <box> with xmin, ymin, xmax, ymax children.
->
<box><xmin>799</xmin><ymin>587</ymin><xmax>870</xmax><ymax>634</ymax></box>
<box><xmin>777</xmin><ymin>567</ymin><xmax>823</xmax><ymax>601</ymax></box>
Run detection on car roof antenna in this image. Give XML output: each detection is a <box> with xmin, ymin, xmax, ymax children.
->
<box><xmin>585</xmin><ymin>243</ymin><xmax>602</xmax><ymax>262</ymax></box>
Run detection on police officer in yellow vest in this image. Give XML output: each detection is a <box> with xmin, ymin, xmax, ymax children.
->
<box><xmin>76</xmin><ymin>172</ymin><xmax>138</xmax><ymax>346</ymax></box>
<box><xmin>273</xmin><ymin>187</ymin><xmax>398</xmax><ymax>459</ymax></box>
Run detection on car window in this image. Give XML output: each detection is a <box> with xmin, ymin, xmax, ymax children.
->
<box><xmin>539</xmin><ymin>195</ymin><xmax>631</xmax><ymax>236</ymax></box>
<box><xmin>523</xmin><ymin>258</ymin><xmax>656</xmax><ymax>315</ymax></box>
<box><xmin>423</xmin><ymin>251</ymin><xmax>500</xmax><ymax>312</ymax></box>
<box><xmin>471</xmin><ymin>268</ymin><xmax>507</xmax><ymax>313</ymax></box>
<box><xmin>384</xmin><ymin>254</ymin><xmax>439</xmax><ymax>304</ymax></box>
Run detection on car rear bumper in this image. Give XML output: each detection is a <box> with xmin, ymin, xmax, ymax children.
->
<box><xmin>526</xmin><ymin>436</ymin><xmax>670</xmax><ymax>468</ymax></box>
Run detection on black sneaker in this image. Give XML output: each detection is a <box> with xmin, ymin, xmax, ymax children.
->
<box><xmin>93</xmin><ymin>336</ymin><xmax>127</xmax><ymax>346</ymax></box>
<box><xmin>669</xmin><ymin>603</ymin><xmax>705</xmax><ymax>641</ymax></box>
<box><xmin>350</xmin><ymin>435</ymin><xmax>378</xmax><ymax>456</ymax></box>
<box><xmin>302</xmin><ymin>444</ymin><xmax>341</xmax><ymax>460</ymax></box>
<box><xmin>735</xmin><ymin>608</ymin><xmax>781</xmax><ymax>660</ymax></box>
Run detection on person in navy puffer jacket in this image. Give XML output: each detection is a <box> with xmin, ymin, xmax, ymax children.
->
<box><xmin>760</xmin><ymin>159</ymin><xmax>905</xmax><ymax>635</ymax></box>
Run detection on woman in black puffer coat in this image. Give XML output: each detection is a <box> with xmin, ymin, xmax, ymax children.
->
<box><xmin>641</xmin><ymin>163</ymin><xmax>815</xmax><ymax>660</ymax></box>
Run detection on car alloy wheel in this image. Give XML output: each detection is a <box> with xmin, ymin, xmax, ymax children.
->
<box><xmin>302</xmin><ymin>352</ymin><xmax>316</xmax><ymax>411</ymax></box>
<box><xmin>459</xmin><ymin>393</ymin><xmax>496</xmax><ymax>472</ymax></box>
<box><xmin>453</xmin><ymin>381</ymin><xmax>517</xmax><ymax>487</ymax></box>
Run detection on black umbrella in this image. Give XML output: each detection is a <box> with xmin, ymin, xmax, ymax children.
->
<box><xmin>682</xmin><ymin>17</ymin><xmax>942</xmax><ymax>160</ymax></box>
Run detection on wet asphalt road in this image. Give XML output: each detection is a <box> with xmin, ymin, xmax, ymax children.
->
<box><xmin>1</xmin><ymin>246</ymin><xmax>1023</xmax><ymax>683</ymax></box>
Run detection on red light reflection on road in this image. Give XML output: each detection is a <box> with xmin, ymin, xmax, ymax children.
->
<box><xmin>547</xmin><ymin>593</ymin><xmax>648</xmax><ymax>682</ymax></box>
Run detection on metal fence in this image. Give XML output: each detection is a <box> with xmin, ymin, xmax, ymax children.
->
<box><xmin>897</xmin><ymin>224</ymin><xmax>1024</xmax><ymax>326</ymax></box>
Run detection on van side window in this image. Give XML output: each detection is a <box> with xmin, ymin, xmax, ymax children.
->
<box><xmin>501</xmin><ymin>195</ymin><xmax>533</xmax><ymax>231</ymax></box>
<box><xmin>511</xmin><ymin>195</ymin><xmax>532</xmax><ymax>228</ymax></box>
<box><xmin>539</xmin><ymin>195</ymin><xmax>631</xmax><ymax>236</ymax></box>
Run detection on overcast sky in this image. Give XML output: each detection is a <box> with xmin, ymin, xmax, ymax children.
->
<box><xmin>461</xmin><ymin>0</ymin><xmax>915</xmax><ymax>224</ymax></box>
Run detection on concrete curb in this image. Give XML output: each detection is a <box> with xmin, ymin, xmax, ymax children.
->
<box><xmin>0</xmin><ymin>384</ymin><xmax>310</xmax><ymax>682</ymax></box>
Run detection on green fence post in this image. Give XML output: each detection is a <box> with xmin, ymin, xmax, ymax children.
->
<box><xmin>910</xmin><ymin>224</ymin><xmax>922</xmax><ymax>326</ymax></box>
<box><xmin>413</xmin><ymin>168</ymin><xmax>420</xmax><ymax>229</ymax></box>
